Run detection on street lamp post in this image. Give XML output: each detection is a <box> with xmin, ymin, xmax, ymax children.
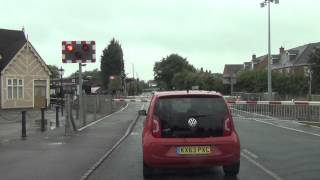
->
<box><xmin>309</xmin><ymin>67</ymin><xmax>312</xmax><ymax>100</ymax></box>
<box><xmin>260</xmin><ymin>0</ymin><xmax>279</xmax><ymax>100</ymax></box>
<box><xmin>157</xmin><ymin>70</ymin><xmax>163</xmax><ymax>91</ymax></box>
<box><xmin>58</xmin><ymin>66</ymin><xmax>64</xmax><ymax>116</ymax></box>
<box><xmin>230</xmin><ymin>75</ymin><xmax>235</xmax><ymax>96</ymax></box>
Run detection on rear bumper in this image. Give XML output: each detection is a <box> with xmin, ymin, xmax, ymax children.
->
<box><xmin>143</xmin><ymin>133</ymin><xmax>240</xmax><ymax>168</ymax></box>
<box><xmin>144</xmin><ymin>151</ymin><xmax>240</xmax><ymax>168</ymax></box>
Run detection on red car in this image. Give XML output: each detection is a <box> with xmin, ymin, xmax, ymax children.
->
<box><xmin>140</xmin><ymin>91</ymin><xmax>240</xmax><ymax>178</ymax></box>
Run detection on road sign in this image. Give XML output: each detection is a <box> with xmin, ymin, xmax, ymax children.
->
<box><xmin>62</xmin><ymin>41</ymin><xmax>96</xmax><ymax>63</ymax></box>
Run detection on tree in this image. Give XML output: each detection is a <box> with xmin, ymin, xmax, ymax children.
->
<box><xmin>100</xmin><ymin>38</ymin><xmax>124</xmax><ymax>90</ymax></box>
<box><xmin>236</xmin><ymin>69</ymin><xmax>307</xmax><ymax>98</ymax></box>
<box><xmin>153</xmin><ymin>54</ymin><xmax>195</xmax><ymax>90</ymax></box>
<box><xmin>236</xmin><ymin>70</ymin><xmax>267</xmax><ymax>93</ymax></box>
<box><xmin>309</xmin><ymin>47</ymin><xmax>320</xmax><ymax>93</ymax></box>
<box><xmin>171</xmin><ymin>70</ymin><xmax>225</xmax><ymax>92</ymax></box>
<box><xmin>47</xmin><ymin>65</ymin><xmax>60</xmax><ymax>79</ymax></box>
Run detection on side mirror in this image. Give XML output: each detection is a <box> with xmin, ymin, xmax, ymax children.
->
<box><xmin>138</xmin><ymin>109</ymin><xmax>147</xmax><ymax>116</ymax></box>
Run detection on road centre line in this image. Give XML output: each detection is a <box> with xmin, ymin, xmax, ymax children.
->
<box><xmin>242</xmin><ymin>149</ymin><xmax>258</xmax><ymax>159</ymax></box>
<box><xmin>78</xmin><ymin>103</ymin><xmax>129</xmax><ymax>132</ymax></box>
<box><xmin>241</xmin><ymin>152</ymin><xmax>283</xmax><ymax>180</ymax></box>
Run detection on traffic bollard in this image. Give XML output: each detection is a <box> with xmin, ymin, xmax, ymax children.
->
<box><xmin>21</xmin><ymin>111</ymin><xmax>27</xmax><ymax>139</ymax></box>
<box><xmin>41</xmin><ymin>107</ymin><xmax>46</xmax><ymax>132</ymax></box>
<box><xmin>56</xmin><ymin>106</ymin><xmax>60</xmax><ymax>128</ymax></box>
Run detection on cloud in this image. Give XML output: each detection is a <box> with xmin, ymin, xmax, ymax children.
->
<box><xmin>2</xmin><ymin>0</ymin><xmax>320</xmax><ymax>80</ymax></box>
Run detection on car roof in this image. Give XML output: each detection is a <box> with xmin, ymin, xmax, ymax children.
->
<box><xmin>153</xmin><ymin>90</ymin><xmax>223</xmax><ymax>98</ymax></box>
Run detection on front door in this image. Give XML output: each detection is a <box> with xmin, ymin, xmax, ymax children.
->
<box><xmin>34</xmin><ymin>80</ymin><xmax>47</xmax><ymax>109</ymax></box>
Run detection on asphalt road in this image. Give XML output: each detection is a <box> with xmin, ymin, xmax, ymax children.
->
<box><xmin>88</xmin><ymin>101</ymin><xmax>320</xmax><ymax>180</ymax></box>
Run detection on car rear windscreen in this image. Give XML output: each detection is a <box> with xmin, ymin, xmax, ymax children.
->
<box><xmin>155</xmin><ymin>96</ymin><xmax>228</xmax><ymax>138</ymax></box>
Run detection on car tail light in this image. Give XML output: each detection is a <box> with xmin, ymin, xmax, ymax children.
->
<box><xmin>223</xmin><ymin>114</ymin><xmax>233</xmax><ymax>136</ymax></box>
<box><xmin>152</xmin><ymin>115</ymin><xmax>161</xmax><ymax>138</ymax></box>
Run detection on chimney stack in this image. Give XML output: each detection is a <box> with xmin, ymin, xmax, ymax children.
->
<box><xmin>252</xmin><ymin>54</ymin><xmax>256</xmax><ymax>61</ymax></box>
<box><xmin>279</xmin><ymin>46</ymin><xmax>285</xmax><ymax>54</ymax></box>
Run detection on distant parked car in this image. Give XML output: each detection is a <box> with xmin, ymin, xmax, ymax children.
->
<box><xmin>140</xmin><ymin>90</ymin><xmax>240</xmax><ymax>178</ymax></box>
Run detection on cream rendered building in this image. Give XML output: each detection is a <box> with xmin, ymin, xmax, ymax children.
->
<box><xmin>0</xmin><ymin>29</ymin><xmax>51</xmax><ymax>109</ymax></box>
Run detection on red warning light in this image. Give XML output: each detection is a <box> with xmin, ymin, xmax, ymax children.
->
<box><xmin>66</xmin><ymin>44</ymin><xmax>74</xmax><ymax>52</ymax></box>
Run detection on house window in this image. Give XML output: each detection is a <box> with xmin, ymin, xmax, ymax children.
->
<box><xmin>7</xmin><ymin>78</ymin><xmax>23</xmax><ymax>99</ymax></box>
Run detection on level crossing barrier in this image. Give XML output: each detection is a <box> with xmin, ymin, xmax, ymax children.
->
<box><xmin>228</xmin><ymin>100</ymin><xmax>320</xmax><ymax>123</ymax></box>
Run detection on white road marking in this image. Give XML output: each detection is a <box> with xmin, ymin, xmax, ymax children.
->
<box><xmin>48</xmin><ymin>142</ymin><xmax>65</xmax><ymax>146</ymax></box>
<box><xmin>237</xmin><ymin>116</ymin><xmax>320</xmax><ymax>125</ymax></box>
<box><xmin>78</xmin><ymin>103</ymin><xmax>129</xmax><ymax>132</ymax></box>
<box><xmin>232</xmin><ymin>108</ymin><xmax>277</xmax><ymax>120</ymax></box>
<box><xmin>242</xmin><ymin>149</ymin><xmax>258</xmax><ymax>159</ymax></box>
<box><xmin>243</xmin><ymin>117</ymin><xmax>320</xmax><ymax>137</ymax></box>
<box><xmin>130</xmin><ymin>132</ymin><xmax>139</xmax><ymax>136</ymax></box>
<box><xmin>241</xmin><ymin>152</ymin><xmax>283</xmax><ymax>180</ymax></box>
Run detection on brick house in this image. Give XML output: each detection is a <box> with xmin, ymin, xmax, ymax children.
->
<box><xmin>248</xmin><ymin>42</ymin><xmax>320</xmax><ymax>75</ymax></box>
<box><xmin>0</xmin><ymin>29</ymin><xmax>51</xmax><ymax>109</ymax></box>
<box><xmin>222</xmin><ymin>64</ymin><xmax>243</xmax><ymax>83</ymax></box>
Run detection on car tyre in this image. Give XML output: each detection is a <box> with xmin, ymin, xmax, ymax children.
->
<box><xmin>143</xmin><ymin>162</ymin><xmax>154</xmax><ymax>179</ymax></box>
<box><xmin>223</xmin><ymin>162</ymin><xmax>240</xmax><ymax>176</ymax></box>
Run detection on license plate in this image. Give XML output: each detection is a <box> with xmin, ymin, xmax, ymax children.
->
<box><xmin>176</xmin><ymin>146</ymin><xmax>211</xmax><ymax>155</ymax></box>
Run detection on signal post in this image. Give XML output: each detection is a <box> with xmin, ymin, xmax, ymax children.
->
<box><xmin>62</xmin><ymin>41</ymin><xmax>96</xmax><ymax>128</ymax></box>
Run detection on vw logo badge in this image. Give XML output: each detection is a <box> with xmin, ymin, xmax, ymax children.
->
<box><xmin>188</xmin><ymin>118</ymin><xmax>198</xmax><ymax>127</ymax></box>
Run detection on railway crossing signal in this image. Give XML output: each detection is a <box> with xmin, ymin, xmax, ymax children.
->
<box><xmin>62</xmin><ymin>41</ymin><xmax>96</xmax><ymax>63</ymax></box>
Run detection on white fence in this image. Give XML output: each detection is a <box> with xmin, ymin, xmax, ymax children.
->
<box><xmin>228</xmin><ymin>101</ymin><xmax>320</xmax><ymax>123</ymax></box>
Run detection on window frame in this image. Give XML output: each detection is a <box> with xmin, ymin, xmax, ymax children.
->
<box><xmin>7</xmin><ymin>78</ymin><xmax>24</xmax><ymax>100</ymax></box>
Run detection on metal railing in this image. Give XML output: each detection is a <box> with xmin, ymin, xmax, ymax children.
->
<box><xmin>228</xmin><ymin>101</ymin><xmax>320</xmax><ymax>123</ymax></box>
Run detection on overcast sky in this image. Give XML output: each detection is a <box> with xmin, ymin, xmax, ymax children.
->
<box><xmin>1</xmin><ymin>0</ymin><xmax>320</xmax><ymax>80</ymax></box>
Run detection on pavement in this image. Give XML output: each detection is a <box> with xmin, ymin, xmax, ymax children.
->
<box><xmin>88</xmin><ymin>101</ymin><xmax>320</xmax><ymax>180</ymax></box>
<box><xmin>0</xmin><ymin>108</ymin><xmax>65</xmax><ymax>142</ymax></box>
<box><xmin>0</xmin><ymin>102</ymin><xmax>139</xmax><ymax>180</ymax></box>
<box><xmin>0</xmin><ymin>101</ymin><xmax>125</xmax><ymax>142</ymax></box>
